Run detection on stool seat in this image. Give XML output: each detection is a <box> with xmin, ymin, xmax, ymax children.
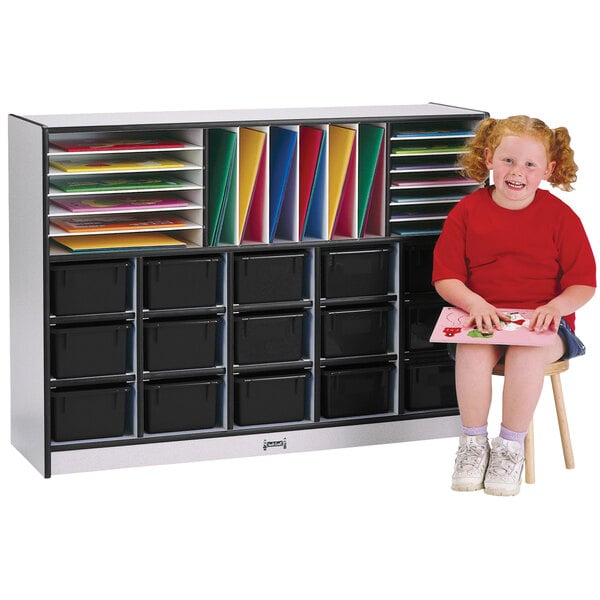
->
<box><xmin>492</xmin><ymin>359</ymin><xmax>572</xmax><ymax>484</ymax></box>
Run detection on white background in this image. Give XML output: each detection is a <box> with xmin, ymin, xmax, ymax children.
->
<box><xmin>1</xmin><ymin>1</ymin><xmax>598</xmax><ymax>598</ymax></box>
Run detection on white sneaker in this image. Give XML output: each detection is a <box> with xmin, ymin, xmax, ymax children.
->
<box><xmin>484</xmin><ymin>437</ymin><xmax>525</xmax><ymax>496</ymax></box>
<box><xmin>451</xmin><ymin>435</ymin><xmax>490</xmax><ymax>491</ymax></box>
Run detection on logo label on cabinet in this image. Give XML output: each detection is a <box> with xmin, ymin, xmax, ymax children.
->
<box><xmin>263</xmin><ymin>438</ymin><xmax>287</xmax><ymax>451</ymax></box>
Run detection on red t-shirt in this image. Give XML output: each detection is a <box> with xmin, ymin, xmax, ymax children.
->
<box><xmin>432</xmin><ymin>186</ymin><xmax>596</xmax><ymax>331</ymax></box>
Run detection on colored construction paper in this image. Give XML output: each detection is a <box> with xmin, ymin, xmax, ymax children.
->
<box><xmin>207</xmin><ymin>129</ymin><xmax>237</xmax><ymax>245</ymax></box>
<box><xmin>357</xmin><ymin>124</ymin><xmax>384</xmax><ymax>236</ymax></box>
<box><xmin>303</xmin><ymin>129</ymin><xmax>327</xmax><ymax>240</ymax></box>
<box><xmin>363</xmin><ymin>141</ymin><xmax>386</xmax><ymax>237</ymax></box>
<box><xmin>50</xmin><ymin>157</ymin><xmax>185</xmax><ymax>173</ymax></box>
<box><xmin>52</xmin><ymin>232</ymin><xmax>186</xmax><ymax>253</ymax></box>
<box><xmin>50</xmin><ymin>138</ymin><xmax>185</xmax><ymax>152</ymax></box>
<box><xmin>51</xmin><ymin>214</ymin><xmax>188</xmax><ymax>233</ymax></box>
<box><xmin>328</xmin><ymin>125</ymin><xmax>356</xmax><ymax>238</ymax></box>
<box><xmin>242</xmin><ymin>140</ymin><xmax>268</xmax><ymax>244</ymax></box>
<box><xmin>51</xmin><ymin>196</ymin><xmax>189</xmax><ymax>213</ymax></box>
<box><xmin>51</xmin><ymin>174</ymin><xmax>188</xmax><ymax>193</ymax></box>
<box><xmin>269</xmin><ymin>127</ymin><xmax>298</xmax><ymax>242</ymax></box>
<box><xmin>299</xmin><ymin>126</ymin><xmax>323</xmax><ymax>238</ymax></box>
<box><xmin>239</xmin><ymin>128</ymin><xmax>267</xmax><ymax>239</ymax></box>
<box><xmin>331</xmin><ymin>138</ymin><xmax>357</xmax><ymax>238</ymax></box>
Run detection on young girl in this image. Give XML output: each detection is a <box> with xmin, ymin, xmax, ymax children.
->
<box><xmin>432</xmin><ymin>115</ymin><xmax>596</xmax><ymax>496</ymax></box>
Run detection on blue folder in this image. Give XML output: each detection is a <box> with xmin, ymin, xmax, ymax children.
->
<box><xmin>269</xmin><ymin>127</ymin><xmax>297</xmax><ymax>242</ymax></box>
<box><xmin>303</xmin><ymin>130</ymin><xmax>327</xmax><ymax>240</ymax></box>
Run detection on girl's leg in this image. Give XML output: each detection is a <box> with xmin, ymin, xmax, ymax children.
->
<box><xmin>452</xmin><ymin>344</ymin><xmax>504</xmax><ymax>491</ymax></box>
<box><xmin>484</xmin><ymin>337</ymin><xmax>565</xmax><ymax>496</ymax></box>
<box><xmin>501</xmin><ymin>336</ymin><xmax>565</xmax><ymax>431</ymax></box>
<box><xmin>455</xmin><ymin>343</ymin><xmax>504</xmax><ymax>427</ymax></box>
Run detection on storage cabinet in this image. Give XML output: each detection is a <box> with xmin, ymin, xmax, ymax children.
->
<box><xmin>388</xmin><ymin>118</ymin><xmax>482</xmax><ymax>236</ymax></box>
<box><xmin>399</xmin><ymin>235</ymin><xmax>459</xmax><ymax>413</ymax></box>
<box><xmin>231</xmin><ymin>248</ymin><xmax>312</xmax><ymax>426</ymax></box>
<box><xmin>9</xmin><ymin>104</ymin><xmax>486</xmax><ymax>476</ymax></box>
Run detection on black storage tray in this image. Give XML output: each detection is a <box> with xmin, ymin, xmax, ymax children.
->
<box><xmin>321</xmin><ymin>363</ymin><xmax>393</xmax><ymax>418</ymax></box>
<box><xmin>234</xmin><ymin>311</ymin><xmax>304</xmax><ymax>365</ymax></box>
<box><xmin>144</xmin><ymin>256</ymin><xmax>220</xmax><ymax>310</ymax></box>
<box><xmin>144</xmin><ymin>318</ymin><xmax>219</xmax><ymax>372</ymax></box>
<box><xmin>50</xmin><ymin>323</ymin><xmax>131</xmax><ymax>379</ymax></box>
<box><xmin>321</xmin><ymin>247</ymin><xmax>391</xmax><ymax>298</ymax></box>
<box><xmin>321</xmin><ymin>305</ymin><xmax>391</xmax><ymax>358</ymax></box>
<box><xmin>144</xmin><ymin>378</ymin><xmax>219</xmax><ymax>433</ymax></box>
<box><xmin>234</xmin><ymin>252</ymin><xmax>305</xmax><ymax>304</ymax></box>
<box><xmin>51</xmin><ymin>385</ymin><xmax>129</xmax><ymax>441</ymax></box>
<box><xmin>404</xmin><ymin>359</ymin><xmax>457</xmax><ymax>411</ymax></box>
<box><xmin>50</xmin><ymin>260</ymin><xmax>130</xmax><ymax>316</ymax></box>
<box><xmin>234</xmin><ymin>371</ymin><xmax>308</xmax><ymax>426</ymax></box>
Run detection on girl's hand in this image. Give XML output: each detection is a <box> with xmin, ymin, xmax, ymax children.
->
<box><xmin>530</xmin><ymin>304</ymin><xmax>562</xmax><ymax>332</ymax></box>
<box><xmin>465</xmin><ymin>300</ymin><xmax>511</xmax><ymax>333</ymax></box>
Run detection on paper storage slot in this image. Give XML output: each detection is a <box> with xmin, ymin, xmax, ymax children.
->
<box><xmin>50</xmin><ymin>323</ymin><xmax>131</xmax><ymax>379</ymax></box>
<box><xmin>321</xmin><ymin>363</ymin><xmax>392</xmax><ymax>418</ymax></box>
<box><xmin>321</xmin><ymin>247</ymin><xmax>391</xmax><ymax>298</ymax></box>
<box><xmin>50</xmin><ymin>260</ymin><xmax>130</xmax><ymax>316</ymax></box>
<box><xmin>234</xmin><ymin>252</ymin><xmax>305</xmax><ymax>304</ymax></box>
<box><xmin>144</xmin><ymin>318</ymin><xmax>220</xmax><ymax>372</ymax></box>
<box><xmin>234</xmin><ymin>311</ymin><xmax>305</xmax><ymax>365</ymax></box>
<box><xmin>234</xmin><ymin>371</ymin><xmax>308</xmax><ymax>426</ymax></box>
<box><xmin>321</xmin><ymin>305</ymin><xmax>390</xmax><ymax>358</ymax></box>
<box><xmin>144</xmin><ymin>378</ymin><xmax>219</xmax><ymax>433</ymax></box>
<box><xmin>51</xmin><ymin>385</ymin><xmax>129</xmax><ymax>441</ymax></box>
<box><xmin>403</xmin><ymin>360</ymin><xmax>457</xmax><ymax>411</ymax></box>
<box><xmin>144</xmin><ymin>256</ymin><xmax>220</xmax><ymax>309</ymax></box>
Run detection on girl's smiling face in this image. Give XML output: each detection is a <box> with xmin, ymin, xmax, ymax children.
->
<box><xmin>485</xmin><ymin>135</ymin><xmax>555</xmax><ymax>209</ymax></box>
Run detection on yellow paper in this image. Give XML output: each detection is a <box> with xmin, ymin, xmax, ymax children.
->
<box><xmin>238</xmin><ymin>128</ymin><xmax>266</xmax><ymax>238</ymax></box>
<box><xmin>53</xmin><ymin>232</ymin><xmax>186</xmax><ymax>252</ymax></box>
<box><xmin>328</xmin><ymin>125</ymin><xmax>355</xmax><ymax>237</ymax></box>
<box><xmin>50</xmin><ymin>157</ymin><xmax>185</xmax><ymax>173</ymax></box>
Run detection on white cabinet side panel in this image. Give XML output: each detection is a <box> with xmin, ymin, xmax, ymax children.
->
<box><xmin>9</xmin><ymin>117</ymin><xmax>46</xmax><ymax>475</ymax></box>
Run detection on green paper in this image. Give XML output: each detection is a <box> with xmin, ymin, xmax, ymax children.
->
<box><xmin>207</xmin><ymin>129</ymin><xmax>237</xmax><ymax>245</ymax></box>
<box><xmin>358</xmin><ymin>124</ymin><xmax>384</xmax><ymax>235</ymax></box>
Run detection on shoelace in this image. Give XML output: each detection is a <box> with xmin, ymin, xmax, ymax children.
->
<box><xmin>487</xmin><ymin>446</ymin><xmax>522</xmax><ymax>476</ymax></box>
<box><xmin>455</xmin><ymin>443</ymin><xmax>486</xmax><ymax>470</ymax></box>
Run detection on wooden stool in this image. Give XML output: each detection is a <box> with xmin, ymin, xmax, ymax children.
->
<box><xmin>491</xmin><ymin>359</ymin><xmax>573</xmax><ymax>484</ymax></box>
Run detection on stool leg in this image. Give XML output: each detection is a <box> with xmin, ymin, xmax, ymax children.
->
<box><xmin>551</xmin><ymin>373</ymin><xmax>574</xmax><ymax>469</ymax></box>
<box><xmin>524</xmin><ymin>420</ymin><xmax>535</xmax><ymax>484</ymax></box>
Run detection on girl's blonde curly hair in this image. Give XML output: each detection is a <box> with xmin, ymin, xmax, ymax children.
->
<box><xmin>459</xmin><ymin>115</ymin><xmax>578</xmax><ymax>191</ymax></box>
